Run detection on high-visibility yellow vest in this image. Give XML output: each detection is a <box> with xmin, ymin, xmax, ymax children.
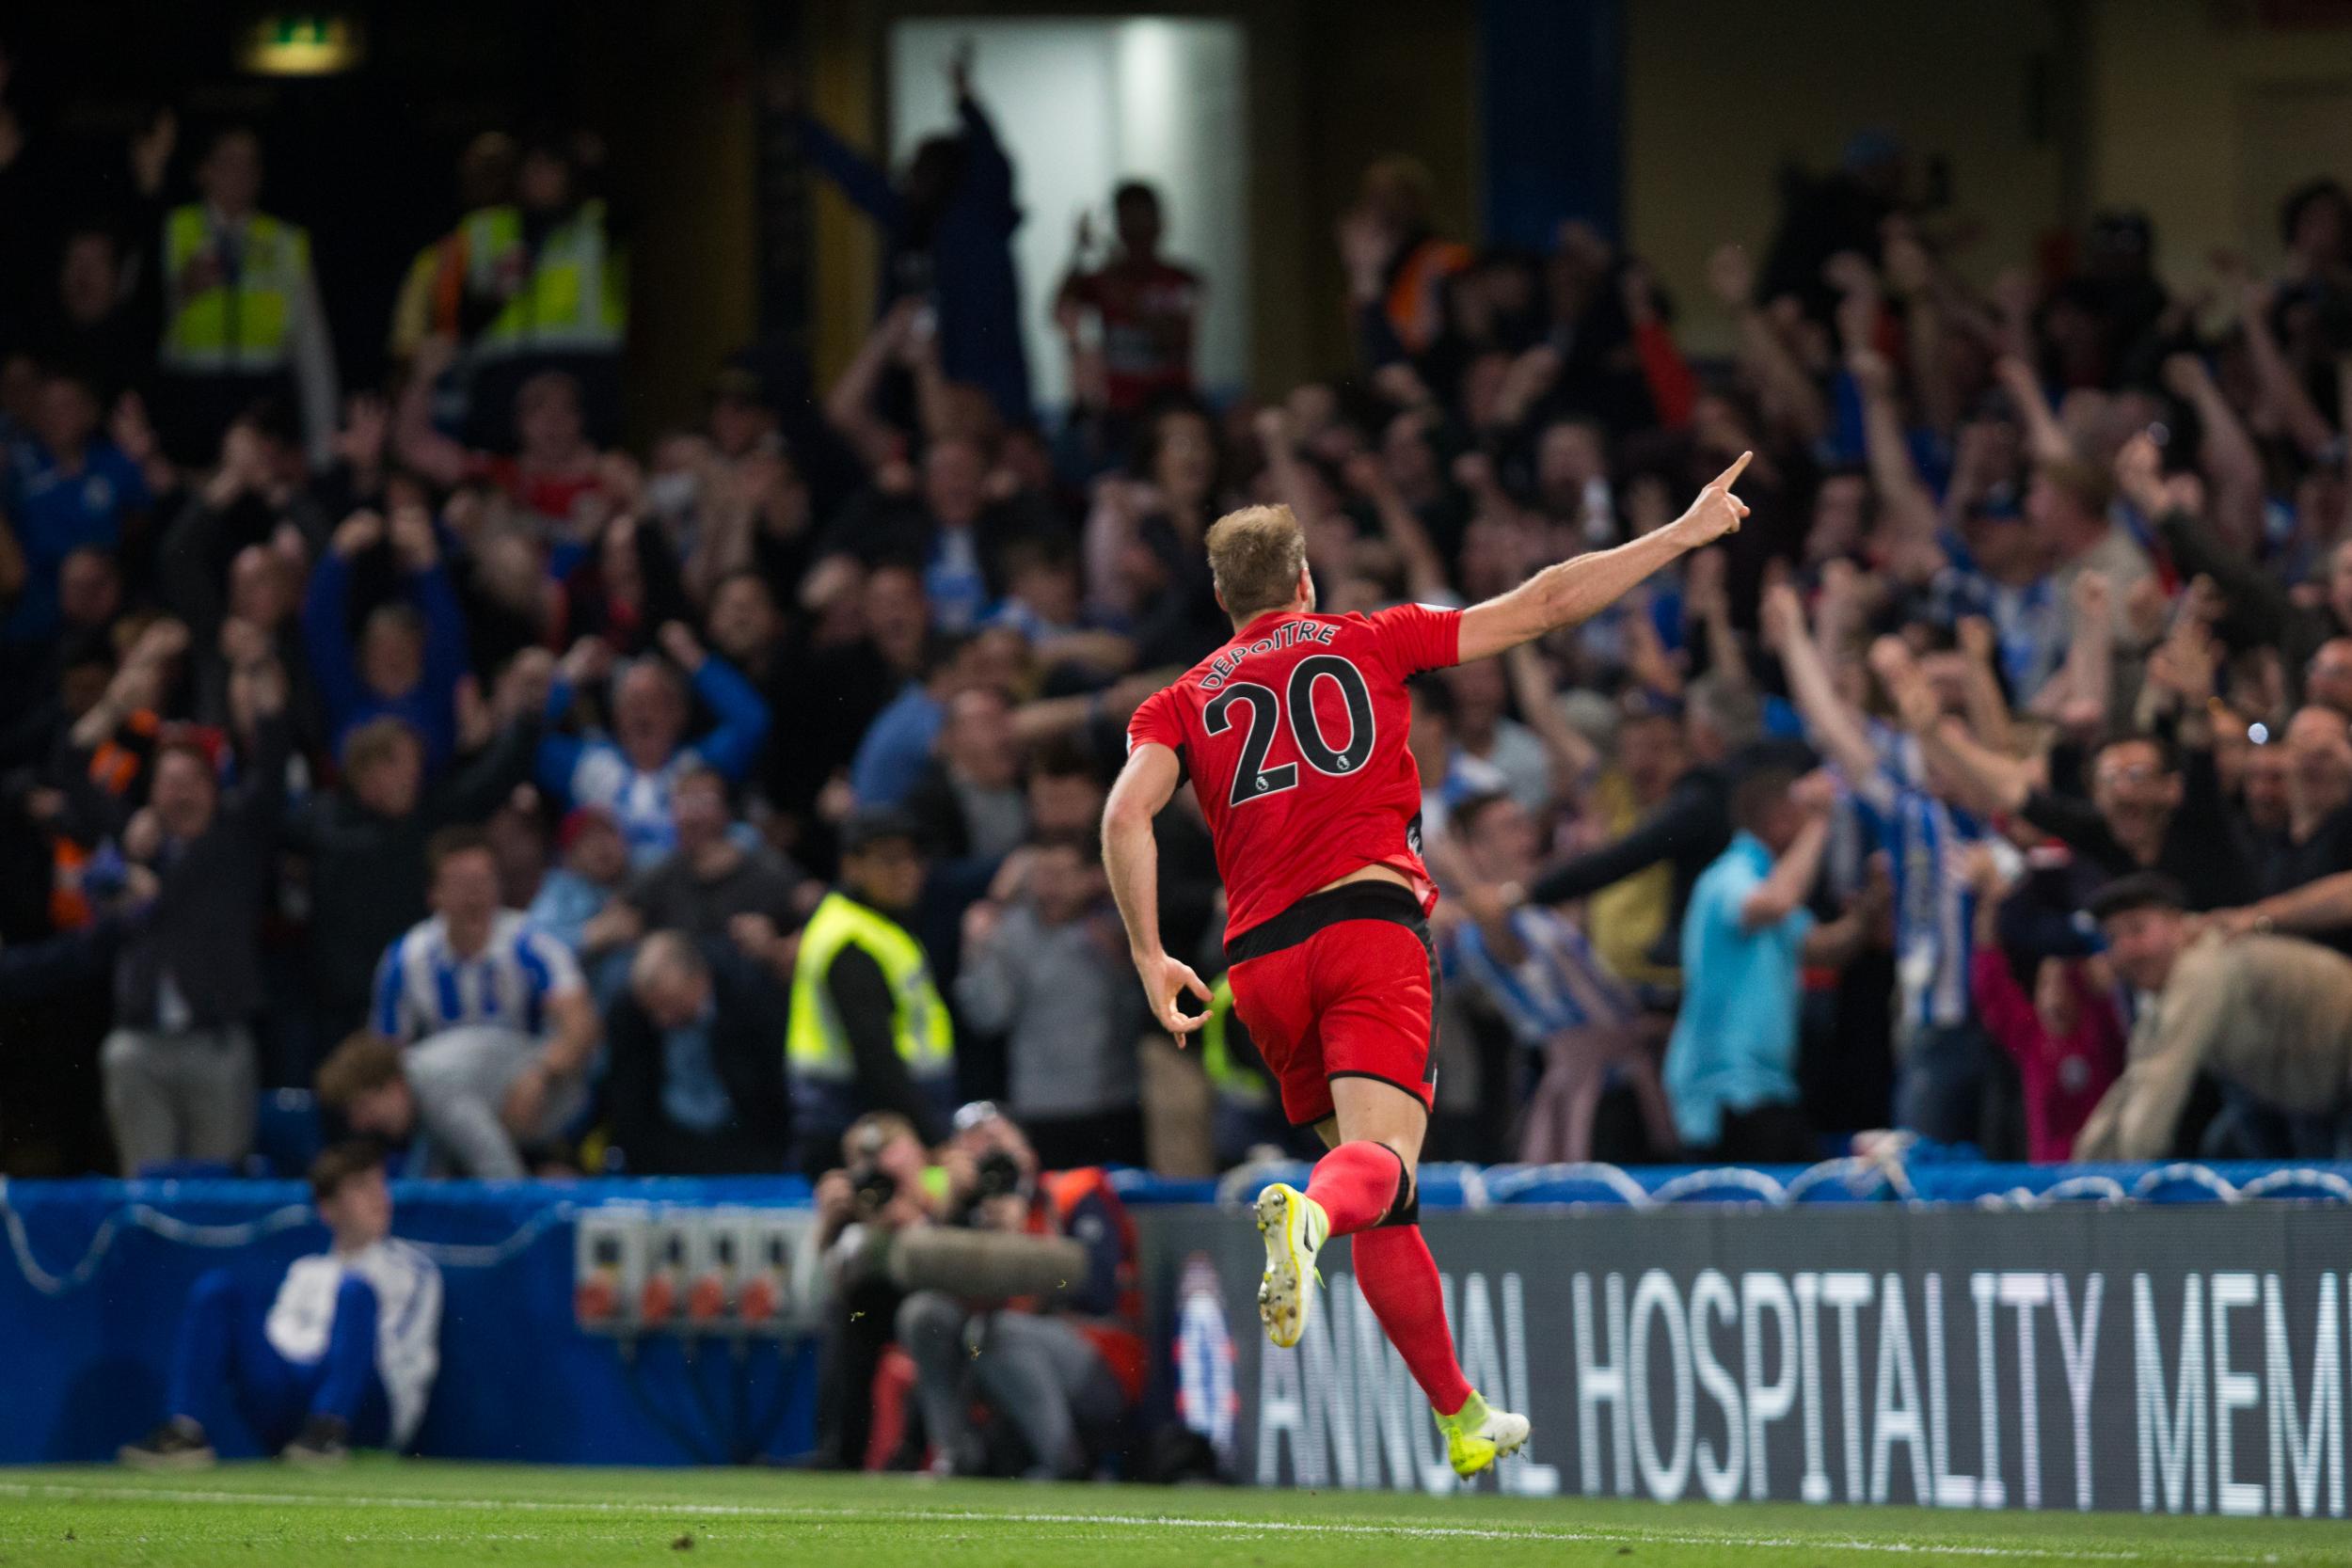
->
<box><xmin>1200</xmin><ymin>975</ymin><xmax>1271</xmax><ymax>1110</ymax></box>
<box><xmin>388</xmin><ymin>239</ymin><xmax>445</xmax><ymax>358</ymax></box>
<box><xmin>458</xmin><ymin>200</ymin><xmax>627</xmax><ymax>357</ymax></box>
<box><xmin>160</xmin><ymin>206</ymin><xmax>311</xmax><ymax>373</ymax></box>
<box><xmin>787</xmin><ymin>892</ymin><xmax>954</xmax><ymax>1084</ymax></box>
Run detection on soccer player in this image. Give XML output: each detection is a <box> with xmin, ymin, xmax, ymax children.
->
<box><xmin>1102</xmin><ymin>454</ymin><xmax>1751</xmax><ymax>1478</ymax></box>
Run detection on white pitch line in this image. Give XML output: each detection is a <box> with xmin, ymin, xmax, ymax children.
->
<box><xmin>0</xmin><ymin>1481</ymin><xmax>2290</xmax><ymax>1563</ymax></box>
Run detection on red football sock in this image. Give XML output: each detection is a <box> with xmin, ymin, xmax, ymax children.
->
<box><xmin>1353</xmin><ymin>1224</ymin><xmax>1475</xmax><ymax>1415</ymax></box>
<box><xmin>1301</xmin><ymin>1140</ymin><xmax>1403</xmax><ymax>1237</ymax></box>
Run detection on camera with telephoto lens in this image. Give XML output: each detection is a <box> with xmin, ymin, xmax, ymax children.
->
<box><xmin>973</xmin><ymin>1150</ymin><xmax>1023</xmax><ymax>1201</ymax></box>
<box><xmin>843</xmin><ymin>1120</ymin><xmax>900</xmax><ymax>1217</ymax></box>
<box><xmin>850</xmin><ymin>1163</ymin><xmax>898</xmax><ymax>1215</ymax></box>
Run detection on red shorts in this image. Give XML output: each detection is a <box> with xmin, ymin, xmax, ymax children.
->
<box><xmin>1223</xmin><ymin>882</ymin><xmax>1438</xmax><ymax>1129</ymax></box>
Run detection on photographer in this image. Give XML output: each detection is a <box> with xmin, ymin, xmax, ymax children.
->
<box><xmin>809</xmin><ymin>1112</ymin><xmax>945</xmax><ymax>1471</ymax></box>
<box><xmin>894</xmin><ymin>1104</ymin><xmax>1142</xmax><ymax>1479</ymax></box>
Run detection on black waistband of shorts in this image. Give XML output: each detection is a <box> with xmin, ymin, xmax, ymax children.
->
<box><xmin>1225</xmin><ymin>879</ymin><xmax>1428</xmax><ymax>964</ymax></box>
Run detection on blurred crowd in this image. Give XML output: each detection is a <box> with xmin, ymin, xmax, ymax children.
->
<box><xmin>8</xmin><ymin>37</ymin><xmax>2352</xmax><ymax>1197</ymax></box>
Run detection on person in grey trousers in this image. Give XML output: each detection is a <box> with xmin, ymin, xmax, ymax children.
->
<box><xmin>312</xmin><ymin>1029</ymin><xmax>585</xmax><ymax>1180</ymax></box>
<box><xmin>102</xmin><ymin>656</ymin><xmax>293</xmax><ymax>1176</ymax></box>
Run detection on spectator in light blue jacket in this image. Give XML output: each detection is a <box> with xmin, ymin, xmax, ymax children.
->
<box><xmin>1664</xmin><ymin>767</ymin><xmax>1885</xmax><ymax>1164</ymax></box>
<box><xmin>536</xmin><ymin>623</ymin><xmax>771</xmax><ymax>866</ymax></box>
<box><xmin>304</xmin><ymin>505</ymin><xmax>469</xmax><ymax>772</ymax></box>
<box><xmin>528</xmin><ymin>804</ymin><xmax>632</xmax><ymax>958</ymax></box>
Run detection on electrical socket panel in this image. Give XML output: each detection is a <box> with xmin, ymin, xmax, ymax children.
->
<box><xmin>573</xmin><ymin>1204</ymin><xmax>816</xmax><ymax>1338</ymax></box>
<box><xmin>636</xmin><ymin>1209</ymin><xmax>694</xmax><ymax>1329</ymax></box>
<box><xmin>732</xmin><ymin>1210</ymin><xmax>807</xmax><ymax>1334</ymax></box>
<box><xmin>573</xmin><ymin>1203</ymin><xmax>651</xmax><ymax>1334</ymax></box>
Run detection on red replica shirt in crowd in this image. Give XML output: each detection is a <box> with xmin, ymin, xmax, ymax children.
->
<box><xmin>1127</xmin><ymin>604</ymin><xmax>1462</xmax><ymax>941</ymax></box>
<box><xmin>1071</xmin><ymin>259</ymin><xmax>1201</xmax><ymax>414</ymax></box>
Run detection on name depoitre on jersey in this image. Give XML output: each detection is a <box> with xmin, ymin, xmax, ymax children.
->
<box><xmin>1128</xmin><ymin>605</ymin><xmax>1461</xmax><ymax>941</ymax></box>
<box><xmin>1198</xmin><ymin>620</ymin><xmax>1340</xmax><ymax>691</ymax></box>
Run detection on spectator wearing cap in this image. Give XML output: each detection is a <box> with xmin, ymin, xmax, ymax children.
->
<box><xmin>1961</xmin><ymin>844</ymin><xmax>2124</xmax><ymax>1164</ymax></box>
<box><xmin>786</xmin><ymin>810</ymin><xmax>956</xmax><ymax>1174</ymax></box>
<box><xmin>602</xmin><ymin>931</ymin><xmax>790</xmax><ymax>1175</ymax></box>
<box><xmin>2076</xmin><ymin>873</ymin><xmax>2352</xmax><ymax>1160</ymax></box>
<box><xmin>291</xmin><ymin>708</ymin><xmax>541</xmax><ymax>1044</ymax></box>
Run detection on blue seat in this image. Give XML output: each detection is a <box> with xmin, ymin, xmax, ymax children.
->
<box><xmin>251</xmin><ymin>1088</ymin><xmax>325</xmax><ymax>1179</ymax></box>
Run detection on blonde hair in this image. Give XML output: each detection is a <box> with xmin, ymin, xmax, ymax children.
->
<box><xmin>1204</xmin><ymin>504</ymin><xmax>1307</xmax><ymax>623</ymax></box>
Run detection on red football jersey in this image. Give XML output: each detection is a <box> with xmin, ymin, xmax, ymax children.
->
<box><xmin>1126</xmin><ymin>604</ymin><xmax>1462</xmax><ymax>941</ymax></box>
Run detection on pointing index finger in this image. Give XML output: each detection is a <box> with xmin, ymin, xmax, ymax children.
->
<box><xmin>1712</xmin><ymin>451</ymin><xmax>1753</xmax><ymax>491</ymax></box>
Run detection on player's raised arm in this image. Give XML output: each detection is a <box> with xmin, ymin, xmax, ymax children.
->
<box><xmin>1102</xmin><ymin>740</ymin><xmax>1213</xmax><ymax>1037</ymax></box>
<box><xmin>1454</xmin><ymin>452</ymin><xmax>1751</xmax><ymax>664</ymax></box>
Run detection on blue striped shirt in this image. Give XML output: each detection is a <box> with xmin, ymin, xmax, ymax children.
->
<box><xmin>1929</xmin><ymin>532</ymin><xmax>2065</xmax><ymax>699</ymax></box>
<box><xmin>372</xmin><ymin>911</ymin><xmax>585</xmax><ymax>1045</ymax></box>
<box><xmin>1451</xmin><ymin>907</ymin><xmax>1640</xmax><ymax>1047</ymax></box>
<box><xmin>1846</xmin><ymin>765</ymin><xmax>1985</xmax><ymax>1033</ymax></box>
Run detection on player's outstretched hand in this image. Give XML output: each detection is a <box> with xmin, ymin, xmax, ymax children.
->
<box><xmin>1671</xmin><ymin>451</ymin><xmax>1751</xmax><ymax>548</ymax></box>
<box><xmin>1135</xmin><ymin>950</ymin><xmax>1213</xmax><ymax>1039</ymax></box>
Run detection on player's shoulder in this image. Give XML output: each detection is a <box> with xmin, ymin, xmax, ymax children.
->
<box><xmin>1133</xmin><ymin>648</ymin><xmax>1220</xmax><ymax>714</ymax></box>
<box><xmin>1344</xmin><ymin>601</ymin><xmax>1460</xmax><ymax>633</ymax></box>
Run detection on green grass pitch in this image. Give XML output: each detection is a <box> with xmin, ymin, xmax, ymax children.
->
<box><xmin>5</xmin><ymin>1462</ymin><xmax>2352</xmax><ymax>1566</ymax></box>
